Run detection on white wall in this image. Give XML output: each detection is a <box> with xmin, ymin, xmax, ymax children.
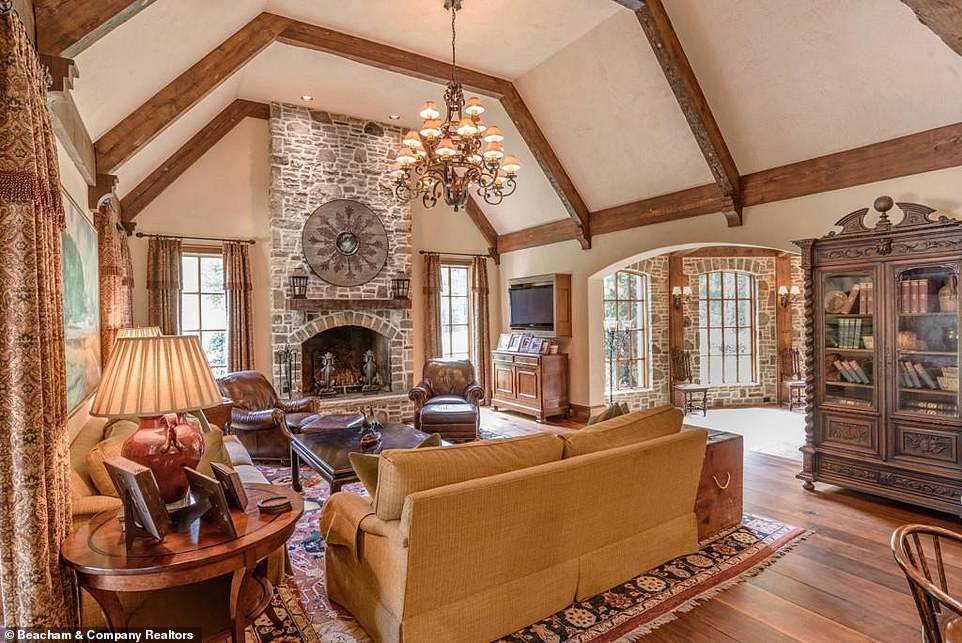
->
<box><xmin>498</xmin><ymin>166</ymin><xmax>962</xmax><ymax>407</ymax></box>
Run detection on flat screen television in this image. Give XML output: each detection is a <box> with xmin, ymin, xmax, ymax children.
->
<box><xmin>509</xmin><ymin>284</ymin><xmax>554</xmax><ymax>331</ymax></box>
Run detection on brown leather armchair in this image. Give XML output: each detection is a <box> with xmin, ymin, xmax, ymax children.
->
<box><xmin>409</xmin><ymin>359</ymin><xmax>484</xmax><ymax>442</ymax></box>
<box><xmin>216</xmin><ymin>370</ymin><xmax>317</xmax><ymax>461</ymax></box>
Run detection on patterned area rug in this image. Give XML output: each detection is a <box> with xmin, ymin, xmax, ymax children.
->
<box><xmin>258</xmin><ymin>465</ymin><xmax>809</xmax><ymax>642</ymax></box>
<box><xmin>248</xmin><ymin>583</ymin><xmax>321</xmax><ymax>642</ymax></box>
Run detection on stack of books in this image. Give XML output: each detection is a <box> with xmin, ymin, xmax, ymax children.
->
<box><xmin>837</xmin><ymin>318</ymin><xmax>865</xmax><ymax>349</ymax></box>
<box><xmin>900</xmin><ymin>279</ymin><xmax>941</xmax><ymax>313</ymax></box>
<box><xmin>898</xmin><ymin>361</ymin><xmax>939</xmax><ymax>389</ymax></box>
<box><xmin>832</xmin><ymin>358</ymin><xmax>871</xmax><ymax>384</ymax></box>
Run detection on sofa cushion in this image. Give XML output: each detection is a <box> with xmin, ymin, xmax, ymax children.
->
<box><xmin>85</xmin><ymin>437</ymin><xmax>127</xmax><ymax>497</ymax></box>
<box><xmin>425</xmin><ymin>395</ymin><xmax>469</xmax><ymax>406</ymax></box>
<box><xmin>374</xmin><ymin>432</ymin><xmax>563</xmax><ymax>521</ymax></box>
<box><xmin>349</xmin><ymin>433</ymin><xmax>442</xmax><ymax>496</ymax></box>
<box><xmin>103</xmin><ymin>418</ymin><xmax>139</xmax><ymax>441</ymax></box>
<box><xmin>223</xmin><ymin>435</ymin><xmax>254</xmax><ymax>467</ymax></box>
<box><xmin>562</xmin><ymin>404</ymin><xmax>683</xmax><ymax>458</ymax></box>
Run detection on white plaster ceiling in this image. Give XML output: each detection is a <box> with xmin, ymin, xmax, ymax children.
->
<box><xmin>515</xmin><ymin>11</ymin><xmax>714</xmax><ymax>212</ymax></box>
<box><xmin>666</xmin><ymin>0</ymin><xmax>962</xmax><ymax>173</ymax></box>
<box><xmin>69</xmin><ymin>0</ymin><xmax>962</xmax><ymax>236</ymax></box>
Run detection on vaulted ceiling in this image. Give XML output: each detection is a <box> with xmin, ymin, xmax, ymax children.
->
<box><xmin>44</xmin><ymin>0</ymin><xmax>962</xmax><ymax>250</ymax></box>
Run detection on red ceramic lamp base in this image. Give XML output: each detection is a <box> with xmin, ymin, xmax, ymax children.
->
<box><xmin>121</xmin><ymin>414</ymin><xmax>205</xmax><ymax>504</ymax></box>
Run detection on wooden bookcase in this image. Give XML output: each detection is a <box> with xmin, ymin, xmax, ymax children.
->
<box><xmin>795</xmin><ymin>197</ymin><xmax>962</xmax><ymax>514</ymax></box>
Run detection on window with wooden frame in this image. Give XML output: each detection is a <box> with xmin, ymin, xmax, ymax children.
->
<box><xmin>603</xmin><ymin>270</ymin><xmax>651</xmax><ymax>391</ymax></box>
<box><xmin>181</xmin><ymin>249</ymin><xmax>227</xmax><ymax>376</ymax></box>
<box><xmin>439</xmin><ymin>262</ymin><xmax>471</xmax><ymax>360</ymax></box>
<box><xmin>697</xmin><ymin>270</ymin><xmax>757</xmax><ymax>385</ymax></box>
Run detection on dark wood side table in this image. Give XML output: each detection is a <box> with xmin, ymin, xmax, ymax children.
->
<box><xmin>62</xmin><ymin>484</ymin><xmax>302</xmax><ymax>642</ymax></box>
<box><xmin>290</xmin><ymin>422</ymin><xmax>431</xmax><ymax>493</ymax></box>
<box><xmin>203</xmin><ymin>397</ymin><xmax>234</xmax><ymax>434</ymax></box>
<box><xmin>693</xmin><ymin>429</ymin><xmax>744</xmax><ymax>540</ymax></box>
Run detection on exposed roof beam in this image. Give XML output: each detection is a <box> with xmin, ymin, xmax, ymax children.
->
<box><xmin>42</xmin><ymin>54</ymin><xmax>97</xmax><ymax>186</ymax></box>
<box><xmin>902</xmin><ymin>0</ymin><xmax>962</xmax><ymax>57</ymax></box>
<box><xmin>631</xmin><ymin>0</ymin><xmax>742</xmax><ymax>226</ymax></box>
<box><xmin>276</xmin><ymin>20</ymin><xmax>504</xmax><ymax>98</ymax></box>
<box><xmin>740</xmin><ymin>121</ymin><xmax>962</xmax><ymax>208</ymax></box>
<box><xmin>499</xmin><ymin>85</ymin><xmax>592</xmax><ymax>249</ymax></box>
<box><xmin>95</xmin><ymin>12</ymin><xmax>291</xmax><ymax>173</ymax></box>
<box><xmin>464</xmin><ymin>198</ymin><xmax>501</xmax><ymax>264</ymax></box>
<box><xmin>592</xmin><ymin>184</ymin><xmax>732</xmax><ymax>235</ymax></box>
<box><xmin>497</xmin><ymin>220</ymin><xmax>580</xmax><ymax>255</ymax></box>
<box><xmin>120</xmin><ymin>100</ymin><xmax>269</xmax><ymax>221</ymax></box>
<box><xmin>35</xmin><ymin>0</ymin><xmax>157</xmax><ymax>57</ymax></box>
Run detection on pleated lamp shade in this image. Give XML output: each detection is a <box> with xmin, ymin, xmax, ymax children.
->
<box><xmin>90</xmin><ymin>335</ymin><xmax>222</xmax><ymax>417</ymax></box>
<box><xmin>116</xmin><ymin>326</ymin><xmax>162</xmax><ymax>338</ymax></box>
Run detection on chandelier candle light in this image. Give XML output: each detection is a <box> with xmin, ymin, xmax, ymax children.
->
<box><xmin>387</xmin><ymin>0</ymin><xmax>520</xmax><ymax>211</ymax></box>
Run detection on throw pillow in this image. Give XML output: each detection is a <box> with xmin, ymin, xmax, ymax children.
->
<box><xmin>85</xmin><ymin>436</ymin><xmax>127</xmax><ymax>497</ymax></box>
<box><xmin>586</xmin><ymin>404</ymin><xmax>622</xmax><ymax>425</ymax></box>
<box><xmin>349</xmin><ymin>433</ymin><xmax>442</xmax><ymax>497</ymax></box>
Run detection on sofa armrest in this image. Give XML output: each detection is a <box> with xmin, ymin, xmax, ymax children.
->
<box><xmin>279</xmin><ymin>397</ymin><xmax>314</xmax><ymax>414</ymax></box>
<box><xmin>409</xmin><ymin>384</ymin><xmax>432</xmax><ymax>409</ymax></box>
<box><xmin>464</xmin><ymin>383</ymin><xmax>484</xmax><ymax>406</ymax></box>
<box><xmin>319</xmin><ymin>492</ymin><xmax>377</xmax><ymax>560</ymax></box>
<box><xmin>231</xmin><ymin>408</ymin><xmax>284</xmax><ymax>431</ymax></box>
<box><xmin>72</xmin><ymin>495</ymin><xmax>123</xmax><ymax>520</ymax></box>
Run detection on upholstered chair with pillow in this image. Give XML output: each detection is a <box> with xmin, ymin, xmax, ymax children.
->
<box><xmin>410</xmin><ymin>359</ymin><xmax>484</xmax><ymax>442</ymax></box>
<box><xmin>216</xmin><ymin>370</ymin><xmax>317</xmax><ymax>461</ymax></box>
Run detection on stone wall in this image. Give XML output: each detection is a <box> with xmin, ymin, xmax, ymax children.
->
<box><xmin>268</xmin><ymin>103</ymin><xmax>415</xmax><ymax>418</ymax></box>
<box><xmin>610</xmin><ymin>256</ymin><xmax>671</xmax><ymax>410</ymax></box>
<box><xmin>789</xmin><ymin>254</ymin><xmax>807</xmax><ymax>378</ymax></box>
<box><xmin>680</xmin><ymin>256</ymin><xmax>778</xmax><ymax>406</ymax></box>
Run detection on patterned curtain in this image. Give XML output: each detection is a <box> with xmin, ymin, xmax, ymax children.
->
<box><xmin>423</xmin><ymin>253</ymin><xmax>442</xmax><ymax>360</ymax></box>
<box><xmin>96</xmin><ymin>201</ymin><xmax>133</xmax><ymax>367</ymax></box>
<box><xmin>224</xmin><ymin>241</ymin><xmax>254</xmax><ymax>372</ymax></box>
<box><xmin>146</xmin><ymin>237</ymin><xmax>182</xmax><ymax>335</ymax></box>
<box><xmin>471</xmin><ymin>256</ymin><xmax>491</xmax><ymax>404</ymax></box>
<box><xmin>0</xmin><ymin>7</ymin><xmax>78</xmax><ymax>626</ymax></box>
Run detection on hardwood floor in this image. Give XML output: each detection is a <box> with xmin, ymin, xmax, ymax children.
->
<box><xmin>482</xmin><ymin>408</ymin><xmax>962</xmax><ymax>641</ymax></box>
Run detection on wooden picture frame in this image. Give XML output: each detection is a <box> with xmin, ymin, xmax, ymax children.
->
<box><xmin>540</xmin><ymin>340</ymin><xmax>552</xmax><ymax>355</ymax></box>
<box><xmin>183</xmin><ymin>467</ymin><xmax>237</xmax><ymax>538</ymax></box>
<box><xmin>519</xmin><ymin>335</ymin><xmax>533</xmax><ymax>353</ymax></box>
<box><xmin>507</xmin><ymin>334</ymin><xmax>522</xmax><ymax>352</ymax></box>
<box><xmin>496</xmin><ymin>333</ymin><xmax>512</xmax><ymax>350</ymax></box>
<box><xmin>211</xmin><ymin>462</ymin><xmax>249</xmax><ymax>511</ymax></box>
<box><xmin>528</xmin><ymin>337</ymin><xmax>544</xmax><ymax>354</ymax></box>
<box><xmin>104</xmin><ymin>456</ymin><xmax>171</xmax><ymax>550</ymax></box>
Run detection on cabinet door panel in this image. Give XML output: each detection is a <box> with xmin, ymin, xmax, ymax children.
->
<box><xmin>516</xmin><ymin>367</ymin><xmax>540</xmax><ymax>402</ymax></box>
<box><xmin>494</xmin><ymin>363</ymin><xmax>516</xmax><ymax>398</ymax></box>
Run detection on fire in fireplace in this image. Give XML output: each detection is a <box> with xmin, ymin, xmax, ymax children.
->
<box><xmin>301</xmin><ymin>325</ymin><xmax>391</xmax><ymax>396</ymax></box>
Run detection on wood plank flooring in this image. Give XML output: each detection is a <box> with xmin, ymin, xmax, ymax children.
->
<box><xmin>481</xmin><ymin>408</ymin><xmax>962</xmax><ymax>641</ymax></box>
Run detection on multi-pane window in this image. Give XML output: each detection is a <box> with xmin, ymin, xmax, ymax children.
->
<box><xmin>697</xmin><ymin>271</ymin><xmax>756</xmax><ymax>384</ymax></box>
<box><xmin>181</xmin><ymin>252</ymin><xmax>227</xmax><ymax>376</ymax></box>
<box><xmin>439</xmin><ymin>263</ymin><xmax>471</xmax><ymax>360</ymax></box>
<box><xmin>603</xmin><ymin>270</ymin><xmax>650</xmax><ymax>391</ymax></box>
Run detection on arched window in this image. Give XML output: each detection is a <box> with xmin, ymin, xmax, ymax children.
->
<box><xmin>603</xmin><ymin>270</ymin><xmax>651</xmax><ymax>391</ymax></box>
<box><xmin>697</xmin><ymin>271</ymin><xmax>756</xmax><ymax>384</ymax></box>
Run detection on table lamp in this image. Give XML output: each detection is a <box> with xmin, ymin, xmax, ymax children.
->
<box><xmin>116</xmin><ymin>326</ymin><xmax>162</xmax><ymax>338</ymax></box>
<box><xmin>90</xmin><ymin>335</ymin><xmax>222</xmax><ymax>503</ymax></box>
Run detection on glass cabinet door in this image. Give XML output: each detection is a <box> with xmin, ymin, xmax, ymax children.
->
<box><xmin>895</xmin><ymin>264</ymin><xmax>960</xmax><ymax>418</ymax></box>
<box><xmin>822</xmin><ymin>272</ymin><xmax>875</xmax><ymax>408</ymax></box>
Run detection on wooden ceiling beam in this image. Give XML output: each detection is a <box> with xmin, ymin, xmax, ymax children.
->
<box><xmin>901</xmin><ymin>0</ymin><xmax>962</xmax><ymax>57</ymax></box>
<box><xmin>42</xmin><ymin>54</ymin><xmax>97</xmax><ymax>186</ymax></box>
<box><xmin>741</xmin><ymin>121</ymin><xmax>962</xmax><ymax>208</ymax></box>
<box><xmin>497</xmin><ymin>219</ymin><xmax>579</xmax><ymax>255</ymax></box>
<box><xmin>94</xmin><ymin>12</ymin><xmax>291</xmax><ymax>173</ymax></box>
<box><xmin>591</xmin><ymin>183</ymin><xmax>732</xmax><ymax>236</ymax></box>
<box><xmin>631</xmin><ymin>0</ymin><xmax>743</xmax><ymax>227</ymax></box>
<box><xmin>499</xmin><ymin>85</ymin><xmax>592</xmax><ymax>249</ymax></box>
<box><xmin>465</xmin><ymin>198</ymin><xmax>501</xmax><ymax>264</ymax></box>
<box><xmin>35</xmin><ymin>0</ymin><xmax>157</xmax><ymax>57</ymax></box>
<box><xmin>276</xmin><ymin>19</ymin><xmax>505</xmax><ymax>98</ymax></box>
<box><xmin>120</xmin><ymin>100</ymin><xmax>269</xmax><ymax>221</ymax></box>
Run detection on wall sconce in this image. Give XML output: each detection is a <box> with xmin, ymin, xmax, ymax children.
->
<box><xmin>391</xmin><ymin>276</ymin><xmax>411</xmax><ymax>299</ymax></box>
<box><xmin>671</xmin><ymin>286</ymin><xmax>693</xmax><ymax>310</ymax></box>
<box><xmin>288</xmin><ymin>267</ymin><xmax>308</xmax><ymax>299</ymax></box>
<box><xmin>778</xmin><ymin>285</ymin><xmax>801</xmax><ymax>308</ymax></box>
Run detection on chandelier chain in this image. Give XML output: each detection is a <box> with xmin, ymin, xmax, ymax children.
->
<box><xmin>450</xmin><ymin>6</ymin><xmax>457</xmax><ymax>84</ymax></box>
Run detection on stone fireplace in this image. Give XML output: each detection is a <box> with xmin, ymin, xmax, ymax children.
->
<box><xmin>269</xmin><ymin>103</ymin><xmax>415</xmax><ymax>421</ymax></box>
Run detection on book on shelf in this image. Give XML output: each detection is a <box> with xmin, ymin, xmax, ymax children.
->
<box><xmin>902</xmin><ymin>399</ymin><xmax>959</xmax><ymax>415</ymax></box>
<box><xmin>843</xmin><ymin>285</ymin><xmax>861</xmax><ymax>314</ymax></box>
<box><xmin>833</xmin><ymin>359</ymin><xmax>870</xmax><ymax>384</ymax></box>
<box><xmin>833</xmin><ymin>359</ymin><xmax>856</xmax><ymax>383</ymax></box>
<box><xmin>837</xmin><ymin>317</ymin><xmax>863</xmax><ymax>349</ymax></box>
<box><xmin>902</xmin><ymin>361</ymin><xmax>923</xmax><ymax>388</ymax></box>
<box><xmin>848</xmin><ymin>360</ymin><xmax>870</xmax><ymax>384</ymax></box>
<box><xmin>913</xmin><ymin>363</ymin><xmax>939</xmax><ymax>389</ymax></box>
<box><xmin>858</xmin><ymin>282</ymin><xmax>873</xmax><ymax>314</ymax></box>
<box><xmin>900</xmin><ymin>278</ymin><xmax>942</xmax><ymax>313</ymax></box>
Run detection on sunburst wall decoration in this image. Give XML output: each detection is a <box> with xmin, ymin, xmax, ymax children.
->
<box><xmin>301</xmin><ymin>199</ymin><xmax>389</xmax><ymax>287</ymax></box>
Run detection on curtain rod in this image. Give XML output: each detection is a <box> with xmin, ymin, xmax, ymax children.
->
<box><xmin>419</xmin><ymin>250</ymin><xmax>490</xmax><ymax>259</ymax></box>
<box><xmin>135</xmin><ymin>232</ymin><xmax>256</xmax><ymax>245</ymax></box>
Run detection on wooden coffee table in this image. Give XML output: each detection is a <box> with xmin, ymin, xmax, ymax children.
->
<box><xmin>62</xmin><ymin>484</ymin><xmax>302</xmax><ymax>642</ymax></box>
<box><xmin>290</xmin><ymin>423</ymin><xmax>432</xmax><ymax>493</ymax></box>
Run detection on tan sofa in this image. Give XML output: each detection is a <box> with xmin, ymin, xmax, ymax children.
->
<box><xmin>69</xmin><ymin>416</ymin><xmax>286</xmax><ymax>627</ymax></box>
<box><xmin>319</xmin><ymin>404</ymin><xmax>707</xmax><ymax>642</ymax></box>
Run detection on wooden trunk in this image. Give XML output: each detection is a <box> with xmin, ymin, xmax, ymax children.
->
<box><xmin>694</xmin><ymin>429</ymin><xmax>744</xmax><ymax>540</ymax></box>
<box><xmin>490</xmin><ymin>351</ymin><xmax>569</xmax><ymax>422</ymax></box>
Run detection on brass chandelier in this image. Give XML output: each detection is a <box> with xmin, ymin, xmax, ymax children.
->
<box><xmin>387</xmin><ymin>0</ymin><xmax>520</xmax><ymax>211</ymax></box>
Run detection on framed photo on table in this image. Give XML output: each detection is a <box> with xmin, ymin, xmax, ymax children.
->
<box><xmin>507</xmin><ymin>334</ymin><xmax>522</xmax><ymax>352</ymax></box>
<box><xmin>497</xmin><ymin>333</ymin><xmax>512</xmax><ymax>350</ymax></box>
<box><xmin>518</xmin><ymin>334</ymin><xmax>533</xmax><ymax>353</ymax></box>
<box><xmin>528</xmin><ymin>337</ymin><xmax>544</xmax><ymax>354</ymax></box>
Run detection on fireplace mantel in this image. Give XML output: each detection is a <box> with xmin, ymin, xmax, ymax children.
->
<box><xmin>287</xmin><ymin>298</ymin><xmax>412</xmax><ymax>312</ymax></box>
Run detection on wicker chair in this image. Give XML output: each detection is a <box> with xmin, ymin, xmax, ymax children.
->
<box><xmin>891</xmin><ymin>523</ymin><xmax>962</xmax><ymax>643</ymax></box>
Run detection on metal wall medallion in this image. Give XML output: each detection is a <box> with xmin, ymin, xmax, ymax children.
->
<box><xmin>301</xmin><ymin>199</ymin><xmax>389</xmax><ymax>287</ymax></box>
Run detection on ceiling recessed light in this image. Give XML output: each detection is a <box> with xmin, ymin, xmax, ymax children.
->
<box><xmin>388</xmin><ymin>114</ymin><xmax>401</xmax><ymax>120</ymax></box>
<box><xmin>301</xmin><ymin>95</ymin><xmax>314</xmax><ymax>102</ymax></box>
